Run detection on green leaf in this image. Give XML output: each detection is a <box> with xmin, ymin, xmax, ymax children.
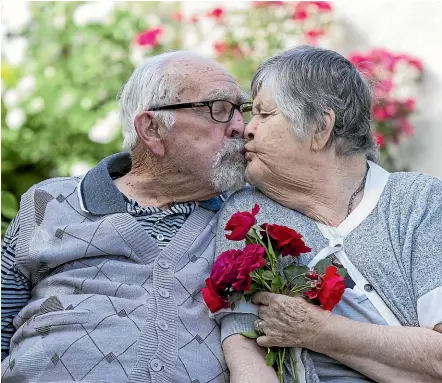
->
<box><xmin>261</xmin><ymin>270</ymin><xmax>275</xmax><ymax>281</ymax></box>
<box><xmin>265</xmin><ymin>349</ymin><xmax>277</xmax><ymax>367</ymax></box>
<box><xmin>1</xmin><ymin>191</ymin><xmax>18</xmax><ymax>220</ymax></box>
<box><xmin>241</xmin><ymin>330</ymin><xmax>259</xmax><ymax>339</ymax></box>
<box><xmin>337</xmin><ymin>268</ymin><xmax>348</xmax><ymax>278</ymax></box>
<box><xmin>271</xmin><ymin>276</ymin><xmax>284</xmax><ymax>292</ymax></box>
<box><xmin>313</xmin><ymin>258</ymin><xmax>333</xmax><ymax>275</ymax></box>
<box><xmin>283</xmin><ymin>265</ymin><xmax>309</xmax><ymax>286</ymax></box>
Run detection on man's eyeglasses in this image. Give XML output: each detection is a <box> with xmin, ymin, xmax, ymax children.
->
<box><xmin>150</xmin><ymin>100</ymin><xmax>253</xmax><ymax>123</ymax></box>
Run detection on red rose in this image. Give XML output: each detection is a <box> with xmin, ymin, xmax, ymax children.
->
<box><xmin>262</xmin><ymin>223</ymin><xmax>311</xmax><ymax>257</ymax></box>
<box><xmin>202</xmin><ymin>278</ymin><xmax>230</xmax><ymax>313</ymax></box>
<box><xmin>232</xmin><ymin>244</ymin><xmax>266</xmax><ymax>292</ymax></box>
<box><xmin>225</xmin><ymin>204</ymin><xmax>260</xmax><ymax>241</ymax></box>
<box><xmin>134</xmin><ymin>27</ymin><xmax>162</xmax><ymax>47</ymax></box>
<box><xmin>210</xmin><ymin>245</ymin><xmax>266</xmax><ymax>293</ymax></box>
<box><xmin>304</xmin><ymin>266</ymin><xmax>345</xmax><ymax>311</ymax></box>
<box><xmin>210</xmin><ymin>249</ymin><xmax>243</xmax><ymax>288</ymax></box>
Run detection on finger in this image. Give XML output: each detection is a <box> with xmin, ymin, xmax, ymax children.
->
<box><xmin>256</xmin><ymin>335</ymin><xmax>272</xmax><ymax>348</ymax></box>
<box><xmin>258</xmin><ymin>305</ymin><xmax>269</xmax><ymax>320</ymax></box>
<box><xmin>252</xmin><ymin>291</ymin><xmax>274</xmax><ymax>306</ymax></box>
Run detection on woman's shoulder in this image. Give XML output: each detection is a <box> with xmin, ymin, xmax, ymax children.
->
<box><xmin>386</xmin><ymin>172</ymin><xmax>442</xmax><ymax>202</ymax></box>
<box><xmin>223</xmin><ymin>185</ymin><xmax>278</xmax><ymax>209</ymax></box>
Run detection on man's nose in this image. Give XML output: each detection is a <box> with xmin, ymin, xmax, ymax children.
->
<box><xmin>226</xmin><ymin>110</ymin><xmax>246</xmax><ymax>138</ymax></box>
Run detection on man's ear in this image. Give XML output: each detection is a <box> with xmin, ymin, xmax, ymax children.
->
<box><xmin>311</xmin><ymin>108</ymin><xmax>335</xmax><ymax>151</ymax></box>
<box><xmin>134</xmin><ymin>111</ymin><xmax>165</xmax><ymax>158</ymax></box>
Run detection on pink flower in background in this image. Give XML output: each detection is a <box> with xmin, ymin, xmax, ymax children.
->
<box><xmin>252</xmin><ymin>1</ymin><xmax>285</xmax><ymax>7</ymax></box>
<box><xmin>207</xmin><ymin>7</ymin><xmax>224</xmax><ymax>20</ymax></box>
<box><xmin>305</xmin><ymin>29</ymin><xmax>325</xmax><ymax>45</ymax></box>
<box><xmin>403</xmin><ymin>98</ymin><xmax>416</xmax><ymax>112</ymax></box>
<box><xmin>172</xmin><ymin>11</ymin><xmax>183</xmax><ymax>22</ymax></box>
<box><xmin>398</xmin><ymin>118</ymin><xmax>414</xmax><ymax>136</ymax></box>
<box><xmin>214</xmin><ymin>41</ymin><xmax>228</xmax><ymax>56</ymax></box>
<box><xmin>292</xmin><ymin>9</ymin><xmax>308</xmax><ymax>22</ymax></box>
<box><xmin>135</xmin><ymin>27</ymin><xmax>162</xmax><ymax>47</ymax></box>
<box><xmin>373</xmin><ymin>106</ymin><xmax>389</xmax><ymax>122</ymax></box>
<box><xmin>190</xmin><ymin>15</ymin><xmax>199</xmax><ymax>23</ymax></box>
<box><xmin>374</xmin><ymin>132</ymin><xmax>386</xmax><ymax>148</ymax></box>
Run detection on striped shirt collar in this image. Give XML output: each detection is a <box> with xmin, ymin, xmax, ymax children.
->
<box><xmin>78</xmin><ymin>152</ymin><xmax>224</xmax><ymax>215</ymax></box>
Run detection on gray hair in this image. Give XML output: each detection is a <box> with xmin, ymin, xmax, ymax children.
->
<box><xmin>251</xmin><ymin>46</ymin><xmax>378</xmax><ymax>162</ymax></box>
<box><xmin>118</xmin><ymin>51</ymin><xmax>203</xmax><ymax>152</ymax></box>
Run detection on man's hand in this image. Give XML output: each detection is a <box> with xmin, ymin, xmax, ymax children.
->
<box><xmin>252</xmin><ymin>292</ymin><xmax>332</xmax><ymax>349</ymax></box>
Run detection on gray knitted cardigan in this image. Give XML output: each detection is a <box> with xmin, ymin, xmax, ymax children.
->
<box><xmin>1</xmin><ymin>153</ymin><xmax>229</xmax><ymax>383</ymax></box>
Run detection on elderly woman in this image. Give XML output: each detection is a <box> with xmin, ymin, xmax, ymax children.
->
<box><xmin>215</xmin><ymin>46</ymin><xmax>442</xmax><ymax>383</ymax></box>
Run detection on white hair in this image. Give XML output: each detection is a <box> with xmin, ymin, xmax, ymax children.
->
<box><xmin>118</xmin><ymin>51</ymin><xmax>207</xmax><ymax>152</ymax></box>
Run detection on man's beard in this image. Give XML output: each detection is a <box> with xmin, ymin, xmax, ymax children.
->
<box><xmin>212</xmin><ymin>138</ymin><xmax>246</xmax><ymax>193</ymax></box>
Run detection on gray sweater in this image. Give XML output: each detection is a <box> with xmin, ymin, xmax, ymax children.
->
<box><xmin>216</xmin><ymin>163</ymin><xmax>442</xmax><ymax>382</ymax></box>
<box><xmin>1</xmin><ymin>153</ymin><xmax>229</xmax><ymax>383</ymax></box>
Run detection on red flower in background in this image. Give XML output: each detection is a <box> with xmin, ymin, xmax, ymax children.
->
<box><xmin>225</xmin><ymin>204</ymin><xmax>260</xmax><ymax>240</ymax></box>
<box><xmin>207</xmin><ymin>7</ymin><xmax>224</xmax><ymax>20</ymax></box>
<box><xmin>262</xmin><ymin>223</ymin><xmax>311</xmax><ymax>257</ymax></box>
<box><xmin>374</xmin><ymin>132</ymin><xmax>385</xmax><ymax>148</ymax></box>
<box><xmin>135</xmin><ymin>27</ymin><xmax>162</xmax><ymax>47</ymax></box>
<box><xmin>304</xmin><ymin>266</ymin><xmax>345</xmax><ymax>311</ymax></box>
<box><xmin>403</xmin><ymin>98</ymin><xmax>416</xmax><ymax>112</ymax></box>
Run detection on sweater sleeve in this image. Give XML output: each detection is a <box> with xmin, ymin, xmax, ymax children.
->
<box><xmin>1</xmin><ymin>212</ymin><xmax>31</xmax><ymax>361</ymax></box>
<box><xmin>405</xmin><ymin>175</ymin><xmax>442</xmax><ymax>328</ymax></box>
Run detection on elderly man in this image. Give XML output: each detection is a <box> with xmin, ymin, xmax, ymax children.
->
<box><xmin>1</xmin><ymin>51</ymin><xmax>250</xmax><ymax>382</ymax></box>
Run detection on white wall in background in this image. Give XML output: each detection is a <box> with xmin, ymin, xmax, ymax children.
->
<box><xmin>333</xmin><ymin>0</ymin><xmax>442</xmax><ymax>178</ymax></box>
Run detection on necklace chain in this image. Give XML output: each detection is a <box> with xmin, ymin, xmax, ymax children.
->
<box><xmin>346</xmin><ymin>164</ymin><xmax>369</xmax><ymax>219</ymax></box>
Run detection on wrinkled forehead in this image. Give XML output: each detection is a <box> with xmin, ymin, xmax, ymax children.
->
<box><xmin>252</xmin><ymin>86</ymin><xmax>277</xmax><ymax>110</ymax></box>
<box><xmin>167</xmin><ymin>58</ymin><xmax>248</xmax><ymax>103</ymax></box>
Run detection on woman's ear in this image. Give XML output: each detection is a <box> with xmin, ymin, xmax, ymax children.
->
<box><xmin>311</xmin><ymin>109</ymin><xmax>335</xmax><ymax>151</ymax></box>
<box><xmin>134</xmin><ymin>111</ymin><xmax>165</xmax><ymax>158</ymax></box>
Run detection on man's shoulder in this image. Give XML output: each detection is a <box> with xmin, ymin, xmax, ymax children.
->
<box><xmin>21</xmin><ymin>176</ymin><xmax>82</xmax><ymax>201</ymax></box>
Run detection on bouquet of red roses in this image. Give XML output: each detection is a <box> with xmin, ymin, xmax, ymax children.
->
<box><xmin>202</xmin><ymin>204</ymin><xmax>347</xmax><ymax>382</ymax></box>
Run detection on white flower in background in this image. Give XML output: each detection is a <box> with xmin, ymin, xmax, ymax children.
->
<box><xmin>6</xmin><ymin>108</ymin><xmax>26</xmax><ymax>130</ymax></box>
<box><xmin>44</xmin><ymin>66</ymin><xmax>56</xmax><ymax>78</ymax></box>
<box><xmin>88</xmin><ymin>111</ymin><xmax>120</xmax><ymax>144</ymax></box>
<box><xmin>81</xmin><ymin>97</ymin><xmax>93</xmax><ymax>110</ymax></box>
<box><xmin>70</xmin><ymin>161</ymin><xmax>91</xmax><ymax>176</ymax></box>
<box><xmin>161</xmin><ymin>25</ymin><xmax>176</xmax><ymax>45</ymax></box>
<box><xmin>59</xmin><ymin>94</ymin><xmax>74</xmax><ymax>109</ymax></box>
<box><xmin>17</xmin><ymin>76</ymin><xmax>36</xmax><ymax>95</ymax></box>
<box><xmin>73</xmin><ymin>2</ymin><xmax>115</xmax><ymax>27</ymax></box>
<box><xmin>28</xmin><ymin>97</ymin><xmax>45</xmax><ymax>114</ymax></box>
<box><xmin>1</xmin><ymin>2</ymin><xmax>31</xmax><ymax>33</ymax></box>
<box><xmin>146</xmin><ymin>14</ymin><xmax>161</xmax><ymax>26</ymax></box>
<box><xmin>3</xmin><ymin>37</ymin><xmax>28</xmax><ymax>66</ymax></box>
<box><xmin>3</xmin><ymin>89</ymin><xmax>21</xmax><ymax>108</ymax></box>
<box><xmin>130</xmin><ymin>46</ymin><xmax>145</xmax><ymax>66</ymax></box>
<box><xmin>53</xmin><ymin>15</ymin><xmax>66</xmax><ymax>29</ymax></box>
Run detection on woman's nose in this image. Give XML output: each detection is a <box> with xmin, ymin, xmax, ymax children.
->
<box><xmin>244</xmin><ymin>116</ymin><xmax>257</xmax><ymax>141</ymax></box>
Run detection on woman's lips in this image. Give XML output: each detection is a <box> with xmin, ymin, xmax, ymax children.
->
<box><xmin>244</xmin><ymin>151</ymin><xmax>253</xmax><ymax>161</ymax></box>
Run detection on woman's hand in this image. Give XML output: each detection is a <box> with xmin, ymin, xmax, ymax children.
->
<box><xmin>252</xmin><ymin>292</ymin><xmax>332</xmax><ymax>349</ymax></box>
